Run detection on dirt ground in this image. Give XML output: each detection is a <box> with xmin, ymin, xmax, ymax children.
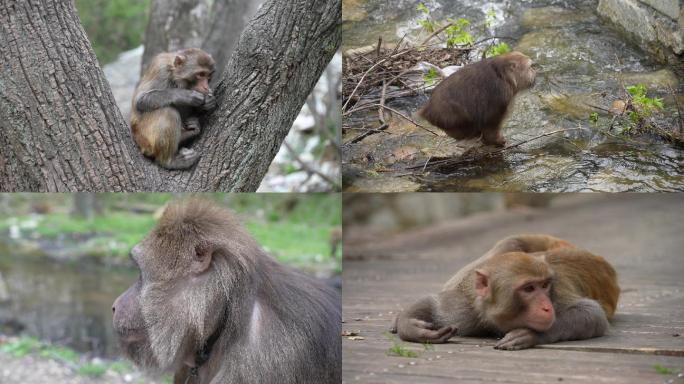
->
<box><xmin>342</xmin><ymin>194</ymin><xmax>684</xmax><ymax>383</ymax></box>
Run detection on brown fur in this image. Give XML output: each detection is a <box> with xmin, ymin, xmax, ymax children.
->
<box><xmin>393</xmin><ymin>234</ymin><xmax>620</xmax><ymax>350</ymax></box>
<box><xmin>418</xmin><ymin>51</ymin><xmax>536</xmax><ymax>146</ymax></box>
<box><xmin>112</xmin><ymin>199</ymin><xmax>341</xmax><ymax>383</ymax></box>
<box><xmin>130</xmin><ymin>48</ymin><xmax>215</xmax><ymax>169</ymax></box>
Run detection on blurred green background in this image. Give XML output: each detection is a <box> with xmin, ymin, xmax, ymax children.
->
<box><xmin>75</xmin><ymin>0</ymin><xmax>150</xmax><ymax>64</ymax></box>
<box><xmin>0</xmin><ymin>193</ymin><xmax>341</xmax><ymax>271</ymax></box>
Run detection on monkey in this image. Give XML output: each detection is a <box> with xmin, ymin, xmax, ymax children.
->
<box><xmin>112</xmin><ymin>199</ymin><xmax>341</xmax><ymax>383</ymax></box>
<box><xmin>130</xmin><ymin>48</ymin><xmax>217</xmax><ymax>170</ymax></box>
<box><xmin>391</xmin><ymin>234</ymin><xmax>619</xmax><ymax>350</ymax></box>
<box><xmin>418</xmin><ymin>51</ymin><xmax>536</xmax><ymax>147</ymax></box>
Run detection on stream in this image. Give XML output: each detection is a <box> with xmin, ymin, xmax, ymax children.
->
<box><xmin>342</xmin><ymin>0</ymin><xmax>683</xmax><ymax>192</ymax></box>
<box><xmin>0</xmin><ymin>253</ymin><xmax>136</xmax><ymax>358</ymax></box>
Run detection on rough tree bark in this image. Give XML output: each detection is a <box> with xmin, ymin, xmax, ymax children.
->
<box><xmin>0</xmin><ymin>0</ymin><xmax>340</xmax><ymax>192</ymax></box>
<box><xmin>140</xmin><ymin>0</ymin><xmax>264</xmax><ymax>80</ymax></box>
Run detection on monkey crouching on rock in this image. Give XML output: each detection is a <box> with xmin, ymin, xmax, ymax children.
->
<box><xmin>130</xmin><ymin>48</ymin><xmax>217</xmax><ymax>170</ymax></box>
<box><xmin>391</xmin><ymin>234</ymin><xmax>620</xmax><ymax>350</ymax></box>
<box><xmin>419</xmin><ymin>51</ymin><xmax>536</xmax><ymax>147</ymax></box>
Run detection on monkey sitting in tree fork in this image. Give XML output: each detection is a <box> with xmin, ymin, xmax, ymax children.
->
<box><xmin>130</xmin><ymin>48</ymin><xmax>217</xmax><ymax>170</ymax></box>
<box><xmin>391</xmin><ymin>234</ymin><xmax>620</xmax><ymax>350</ymax></box>
<box><xmin>418</xmin><ymin>51</ymin><xmax>536</xmax><ymax>147</ymax></box>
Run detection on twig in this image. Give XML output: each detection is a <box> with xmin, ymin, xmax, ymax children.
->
<box><xmin>379</xmin><ymin>79</ymin><xmax>387</xmax><ymax>125</ymax></box>
<box><xmin>346</xmin><ymin>123</ymin><xmax>389</xmax><ymax>144</ymax></box>
<box><xmin>342</xmin><ymin>48</ymin><xmax>412</xmax><ymax>111</ymax></box>
<box><xmin>419</xmin><ymin>23</ymin><xmax>453</xmax><ymax>46</ymax></box>
<box><xmin>283</xmin><ymin>141</ymin><xmax>340</xmax><ymax>190</ymax></box>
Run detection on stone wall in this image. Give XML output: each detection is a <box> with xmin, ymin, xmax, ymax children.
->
<box><xmin>597</xmin><ymin>0</ymin><xmax>683</xmax><ymax>63</ymax></box>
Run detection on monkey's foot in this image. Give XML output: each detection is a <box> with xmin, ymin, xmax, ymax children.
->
<box><xmin>164</xmin><ymin>148</ymin><xmax>200</xmax><ymax>170</ymax></box>
<box><xmin>494</xmin><ymin>328</ymin><xmax>538</xmax><ymax>350</ymax></box>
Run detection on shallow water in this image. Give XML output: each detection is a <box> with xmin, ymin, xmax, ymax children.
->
<box><xmin>0</xmin><ymin>253</ymin><xmax>136</xmax><ymax>357</ymax></box>
<box><xmin>342</xmin><ymin>0</ymin><xmax>684</xmax><ymax>192</ymax></box>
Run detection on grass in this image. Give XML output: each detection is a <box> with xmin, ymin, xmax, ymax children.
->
<box><xmin>653</xmin><ymin>364</ymin><xmax>678</xmax><ymax>374</ymax></box>
<box><xmin>385</xmin><ymin>333</ymin><xmax>420</xmax><ymax>358</ymax></box>
<box><xmin>0</xmin><ymin>336</ymin><xmax>133</xmax><ymax>377</ymax></box>
<box><xmin>0</xmin><ymin>195</ymin><xmax>341</xmax><ymax>270</ymax></box>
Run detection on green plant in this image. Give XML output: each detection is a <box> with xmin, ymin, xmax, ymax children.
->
<box><xmin>385</xmin><ymin>333</ymin><xmax>419</xmax><ymax>357</ymax></box>
<box><xmin>0</xmin><ymin>337</ymin><xmax>40</xmax><ymax>357</ymax></box>
<box><xmin>589</xmin><ymin>112</ymin><xmax>599</xmax><ymax>125</ymax></box>
<box><xmin>486</xmin><ymin>42</ymin><xmax>510</xmax><ymax>57</ymax></box>
<box><xmin>39</xmin><ymin>345</ymin><xmax>79</xmax><ymax>363</ymax></box>
<box><xmin>78</xmin><ymin>362</ymin><xmax>108</xmax><ymax>377</ymax></box>
<box><xmin>416</xmin><ymin>3</ymin><xmax>435</xmax><ymax>33</ymax></box>
<box><xmin>653</xmin><ymin>364</ymin><xmax>677</xmax><ymax>374</ymax></box>
<box><xmin>484</xmin><ymin>8</ymin><xmax>496</xmax><ymax>30</ymax></box>
<box><xmin>626</xmin><ymin>84</ymin><xmax>664</xmax><ymax>117</ymax></box>
<box><xmin>445</xmin><ymin>18</ymin><xmax>473</xmax><ymax>47</ymax></box>
<box><xmin>416</xmin><ymin>4</ymin><xmax>472</xmax><ymax>47</ymax></box>
<box><xmin>423</xmin><ymin>67</ymin><xmax>440</xmax><ymax>86</ymax></box>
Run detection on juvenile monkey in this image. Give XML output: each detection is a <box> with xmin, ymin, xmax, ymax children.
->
<box><xmin>419</xmin><ymin>51</ymin><xmax>536</xmax><ymax>147</ymax></box>
<box><xmin>130</xmin><ymin>48</ymin><xmax>216</xmax><ymax>170</ymax></box>
<box><xmin>391</xmin><ymin>234</ymin><xmax>620</xmax><ymax>350</ymax></box>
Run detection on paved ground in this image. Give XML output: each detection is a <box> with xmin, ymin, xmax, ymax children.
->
<box><xmin>342</xmin><ymin>194</ymin><xmax>684</xmax><ymax>384</ymax></box>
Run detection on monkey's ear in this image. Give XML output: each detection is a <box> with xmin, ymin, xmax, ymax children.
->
<box><xmin>191</xmin><ymin>244</ymin><xmax>213</xmax><ymax>274</ymax></box>
<box><xmin>474</xmin><ymin>269</ymin><xmax>490</xmax><ymax>297</ymax></box>
<box><xmin>173</xmin><ymin>55</ymin><xmax>186</xmax><ymax>67</ymax></box>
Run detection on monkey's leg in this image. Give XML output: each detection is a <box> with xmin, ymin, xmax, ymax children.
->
<box><xmin>165</xmin><ymin>148</ymin><xmax>200</xmax><ymax>170</ymax></box>
<box><xmin>393</xmin><ymin>296</ymin><xmax>457</xmax><ymax>343</ymax></box>
<box><xmin>481</xmin><ymin>127</ymin><xmax>506</xmax><ymax>147</ymax></box>
<box><xmin>180</xmin><ymin>117</ymin><xmax>201</xmax><ymax>143</ymax></box>
<box><xmin>495</xmin><ymin>298</ymin><xmax>608</xmax><ymax>350</ymax></box>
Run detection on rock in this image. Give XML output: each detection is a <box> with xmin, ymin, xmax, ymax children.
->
<box><xmin>597</xmin><ymin>0</ymin><xmax>683</xmax><ymax>61</ymax></box>
<box><xmin>521</xmin><ymin>7</ymin><xmax>588</xmax><ymax>29</ymax></box>
<box><xmin>540</xmin><ymin>92</ymin><xmax>603</xmax><ymax>119</ymax></box>
<box><xmin>103</xmin><ymin>46</ymin><xmax>143</xmax><ymax>120</ymax></box>
<box><xmin>619</xmin><ymin>69</ymin><xmax>679</xmax><ymax>90</ymax></box>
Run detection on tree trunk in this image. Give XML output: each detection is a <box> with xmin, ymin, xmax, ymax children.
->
<box><xmin>140</xmin><ymin>0</ymin><xmax>212</xmax><ymax>76</ymax></box>
<box><xmin>0</xmin><ymin>0</ymin><xmax>341</xmax><ymax>192</ymax></box>
<box><xmin>141</xmin><ymin>0</ymin><xmax>265</xmax><ymax>86</ymax></box>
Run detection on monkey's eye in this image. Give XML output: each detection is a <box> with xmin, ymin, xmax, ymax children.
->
<box><xmin>541</xmin><ymin>281</ymin><xmax>550</xmax><ymax>289</ymax></box>
<box><xmin>523</xmin><ymin>285</ymin><xmax>535</xmax><ymax>293</ymax></box>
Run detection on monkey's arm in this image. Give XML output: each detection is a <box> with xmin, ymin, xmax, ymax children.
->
<box><xmin>390</xmin><ymin>296</ymin><xmax>457</xmax><ymax>344</ymax></box>
<box><xmin>495</xmin><ymin>298</ymin><xmax>608</xmax><ymax>350</ymax></box>
<box><xmin>135</xmin><ymin>89</ymin><xmax>209</xmax><ymax>112</ymax></box>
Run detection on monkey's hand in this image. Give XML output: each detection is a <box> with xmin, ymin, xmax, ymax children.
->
<box><xmin>396</xmin><ymin>318</ymin><xmax>457</xmax><ymax>344</ymax></box>
<box><xmin>201</xmin><ymin>92</ymin><xmax>217</xmax><ymax>112</ymax></box>
<box><xmin>494</xmin><ymin>328</ymin><xmax>539</xmax><ymax>350</ymax></box>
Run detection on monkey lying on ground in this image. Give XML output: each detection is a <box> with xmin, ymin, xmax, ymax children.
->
<box><xmin>112</xmin><ymin>200</ymin><xmax>341</xmax><ymax>383</ymax></box>
<box><xmin>419</xmin><ymin>51</ymin><xmax>536</xmax><ymax>147</ymax></box>
<box><xmin>391</xmin><ymin>234</ymin><xmax>619</xmax><ymax>350</ymax></box>
<box><xmin>131</xmin><ymin>48</ymin><xmax>217</xmax><ymax>170</ymax></box>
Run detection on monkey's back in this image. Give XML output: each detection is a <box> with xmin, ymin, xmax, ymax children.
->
<box><xmin>418</xmin><ymin>59</ymin><xmax>514</xmax><ymax>139</ymax></box>
<box><xmin>544</xmin><ymin>248</ymin><xmax>620</xmax><ymax>319</ymax></box>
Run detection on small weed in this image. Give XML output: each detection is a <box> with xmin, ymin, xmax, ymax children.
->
<box><xmin>423</xmin><ymin>67</ymin><xmax>440</xmax><ymax>86</ymax></box>
<box><xmin>385</xmin><ymin>333</ymin><xmax>419</xmax><ymax>358</ymax></box>
<box><xmin>78</xmin><ymin>362</ymin><xmax>107</xmax><ymax>377</ymax></box>
<box><xmin>653</xmin><ymin>364</ymin><xmax>677</xmax><ymax>375</ymax></box>
<box><xmin>0</xmin><ymin>336</ymin><xmax>40</xmax><ymax>357</ymax></box>
<box><xmin>589</xmin><ymin>112</ymin><xmax>599</xmax><ymax>125</ymax></box>
<box><xmin>39</xmin><ymin>345</ymin><xmax>79</xmax><ymax>363</ymax></box>
<box><xmin>486</xmin><ymin>42</ymin><xmax>510</xmax><ymax>57</ymax></box>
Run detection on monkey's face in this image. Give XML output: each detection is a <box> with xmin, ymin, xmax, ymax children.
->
<box><xmin>497</xmin><ymin>51</ymin><xmax>536</xmax><ymax>91</ymax></box>
<box><xmin>171</xmin><ymin>48</ymin><xmax>216</xmax><ymax>94</ymax></box>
